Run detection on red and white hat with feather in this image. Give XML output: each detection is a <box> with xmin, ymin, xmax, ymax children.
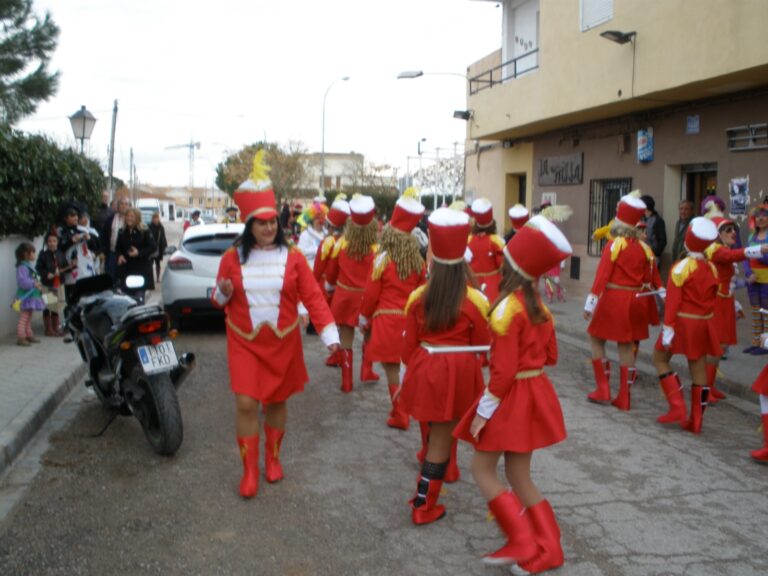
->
<box><xmin>503</xmin><ymin>215</ymin><xmax>572</xmax><ymax>279</ymax></box>
<box><xmin>428</xmin><ymin>207</ymin><xmax>471</xmax><ymax>264</ymax></box>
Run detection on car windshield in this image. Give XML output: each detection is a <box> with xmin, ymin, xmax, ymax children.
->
<box><xmin>183</xmin><ymin>233</ymin><xmax>239</xmax><ymax>256</ymax></box>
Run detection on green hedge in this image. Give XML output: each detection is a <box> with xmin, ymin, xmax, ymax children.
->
<box><xmin>0</xmin><ymin>126</ymin><xmax>105</xmax><ymax>238</ymax></box>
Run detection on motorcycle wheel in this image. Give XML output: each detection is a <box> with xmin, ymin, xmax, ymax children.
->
<box><xmin>131</xmin><ymin>366</ymin><xmax>183</xmax><ymax>456</ymax></box>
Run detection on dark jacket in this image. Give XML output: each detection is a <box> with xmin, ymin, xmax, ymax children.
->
<box><xmin>35</xmin><ymin>248</ymin><xmax>69</xmax><ymax>288</ymax></box>
<box><xmin>116</xmin><ymin>226</ymin><xmax>157</xmax><ymax>290</ymax></box>
<box><xmin>644</xmin><ymin>213</ymin><xmax>667</xmax><ymax>259</ymax></box>
<box><xmin>148</xmin><ymin>222</ymin><xmax>168</xmax><ymax>260</ymax></box>
<box><xmin>671</xmin><ymin>217</ymin><xmax>693</xmax><ymax>262</ymax></box>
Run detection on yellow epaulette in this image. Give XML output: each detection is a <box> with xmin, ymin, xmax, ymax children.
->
<box><xmin>670</xmin><ymin>257</ymin><xmax>699</xmax><ymax>288</ymax></box>
<box><xmin>371</xmin><ymin>243</ymin><xmax>380</xmax><ymax>254</ymax></box>
<box><xmin>704</xmin><ymin>243</ymin><xmax>722</xmax><ymax>260</ymax></box>
<box><xmin>405</xmin><ymin>284</ymin><xmax>427</xmax><ymax>314</ymax></box>
<box><xmin>467</xmin><ymin>234</ymin><xmax>474</xmax><ymax>243</ymax></box>
<box><xmin>490</xmin><ymin>234</ymin><xmax>505</xmax><ymax>249</ymax></box>
<box><xmin>332</xmin><ymin>237</ymin><xmax>348</xmax><ymax>258</ymax></box>
<box><xmin>708</xmin><ymin>261</ymin><xmax>718</xmax><ymax>278</ymax></box>
<box><xmin>638</xmin><ymin>240</ymin><xmax>655</xmax><ymax>263</ymax></box>
<box><xmin>320</xmin><ymin>236</ymin><xmax>336</xmax><ymax>260</ymax></box>
<box><xmin>372</xmin><ymin>251</ymin><xmax>390</xmax><ymax>281</ymax></box>
<box><xmin>465</xmin><ymin>286</ymin><xmax>490</xmax><ymax>318</ymax></box>
<box><xmin>592</xmin><ymin>221</ymin><xmax>614</xmax><ymax>242</ymax></box>
<box><xmin>609</xmin><ymin>237</ymin><xmax>628</xmax><ymax>262</ymax></box>
<box><xmin>489</xmin><ymin>293</ymin><xmax>523</xmax><ymax>336</ymax></box>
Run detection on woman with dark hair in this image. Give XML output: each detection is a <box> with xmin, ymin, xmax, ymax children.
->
<box><xmin>467</xmin><ymin>198</ymin><xmax>505</xmax><ymax>303</ymax></box>
<box><xmin>148</xmin><ymin>212</ymin><xmax>168</xmax><ymax>283</ymax></box>
<box><xmin>399</xmin><ymin>207</ymin><xmax>490</xmax><ymax>525</ymax></box>
<box><xmin>211</xmin><ymin>152</ymin><xmax>339</xmax><ymax>499</ymax></box>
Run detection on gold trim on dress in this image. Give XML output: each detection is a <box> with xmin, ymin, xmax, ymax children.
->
<box><xmin>716</xmin><ymin>291</ymin><xmax>733</xmax><ymax>298</ymax></box>
<box><xmin>337</xmin><ymin>281</ymin><xmax>364</xmax><ymax>292</ymax></box>
<box><xmin>515</xmin><ymin>368</ymin><xmax>544</xmax><ymax>379</ymax></box>
<box><xmin>373</xmin><ymin>309</ymin><xmax>405</xmax><ymax>318</ymax></box>
<box><xmin>226</xmin><ymin>317</ymin><xmax>300</xmax><ymax>341</ymax></box>
<box><xmin>677</xmin><ymin>312</ymin><xmax>713</xmax><ymax>320</ymax></box>
<box><xmin>606</xmin><ymin>283</ymin><xmax>642</xmax><ymax>291</ymax></box>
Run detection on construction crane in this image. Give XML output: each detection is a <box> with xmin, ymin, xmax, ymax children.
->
<box><xmin>165</xmin><ymin>139</ymin><xmax>201</xmax><ymax>189</ymax></box>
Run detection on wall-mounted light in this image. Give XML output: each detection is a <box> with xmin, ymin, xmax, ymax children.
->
<box><xmin>453</xmin><ymin>109</ymin><xmax>473</xmax><ymax>121</ymax></box>
<box><xmin>600</xmin><ymin>30</ymin><xmax>636</xmax><ymax>44</ymax></box>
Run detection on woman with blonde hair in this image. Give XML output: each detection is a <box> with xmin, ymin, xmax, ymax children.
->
<box><xmin>116</xmin><ymin>207</ymin><xmax>156</xmax><ymax>302</ymax></box>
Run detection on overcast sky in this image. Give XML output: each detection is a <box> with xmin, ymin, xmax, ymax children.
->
<box><xmin>17</xmin><ymin>0</ymin><xmax>502</xmax><ymax>189</ymax></box>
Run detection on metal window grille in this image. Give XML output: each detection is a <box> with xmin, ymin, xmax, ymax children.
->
<box><xmin>587</xmin><ymin>178</ymin><xmax>632</xmax><ymax>256</ymax></box>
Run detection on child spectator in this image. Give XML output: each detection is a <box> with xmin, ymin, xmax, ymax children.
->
<box><xmin>13</xmin><ymin>242</ymin><xmax>45</xmax><ymax>346</ymax></box>
<box><xmin>36</xmin><ymin>232</ymin><xmax>69</xmax><ymax>337</ymax></box>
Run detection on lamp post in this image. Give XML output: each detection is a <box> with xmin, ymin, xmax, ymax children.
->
<box><xmin>320</xmin><ymin>76</ymin><xmax>350</xmax><ymax>193</ymax></box>
<box><xmin>68</xmin><ymin>105</ymin><xmax>97</xmax><ymax>154</ymax></box>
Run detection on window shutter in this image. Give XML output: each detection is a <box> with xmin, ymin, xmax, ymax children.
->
<box><xmin>581</xmin><ymin>0</ymin><xmax>613</xmax><ymax>31</ymax></box>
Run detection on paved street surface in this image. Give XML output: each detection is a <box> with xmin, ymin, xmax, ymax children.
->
<box><xmin>0</xmin><ymin>301</ymin><xmax>766</xmax><ymax>575</ymax></box>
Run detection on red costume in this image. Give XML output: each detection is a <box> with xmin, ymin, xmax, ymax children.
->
<box><xmin>467</xmin><ymin>232</ymin><xmax>505</xmax><ymax>303</ymax></box>
<box><xmin>326</xmin><ymin>240</ymin><xmax>377</xmax><ymax>326</ymax></box>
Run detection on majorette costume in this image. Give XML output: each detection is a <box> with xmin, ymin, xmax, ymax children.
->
<box><xmin>748</xmin><ymin>366</ymin><xmax>768</xmax><ymax>462</ymax></box>
<box><xmin>400</xmin><ymin>207</ymin><xmax>491</xmax><ymax>525</ymax></box>
<box><xmin>325</xmin><ymin>195</ymin><xmax>380</xmax><ymax>392</ymax></box>
<box><xmin>296</xmin><ymin>200</ymin><xmax>329</xmax><ymax>270</ymax></box>
<box><xmin>211</xmin><ymin>151</ymin><xmax>340</xmax><ymax>498</ymax></box>
<box><xmin>742</xmin><ymin>204</ymin><xmax>768</xmax><ymax>353</ymax></box>
<box><xmin>467</xmin><ymin>198</ymin><xmax>505</xmax><ymax>303</ymax></box>
<box><xmin>508</xmin><ymin>204</ymin><xmax>529</xmax><ymax>233</ymax></box>
<box><xmin>360</xmin><ymin>192</ymin><xmax>426</xmax><ymax>430</ymax></box>
<box><xmin>584</xmin><ymin>194</ymin><xmax>654</xmax><ymax>410</ymax></box>
<box><xmin>654</xmin><ymin>217</ymin><xmax>720</xmax><ymax>434</ymax></box>
<box><xmin>454</xmin><ymin>214</ymin><xmax>571</xmax><ymax>571</ymax></box>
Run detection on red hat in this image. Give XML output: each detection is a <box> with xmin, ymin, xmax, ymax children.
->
<box><xmin>684</xmin><ymin>217</ymin><xmax>718</xmax><ymax>253</ymax></box>
<box><xmin>390</xmin><ymin>195</ymin><xmax>425</xmax><ymax>233</ymax></box>
<box><xmin>508</xmin><ymin>204</ymin><xmax>529</xmax><ymax>229</ymax></box>
<box><xmin>614</xmin><ymin>195</ymin><xmax>646</xmax><ymax>227</ymax></box>
<box><xmin>233</xmin><ymin>150</ymin><xmax>277</xmax><ymax>221</ymax></box>
<box><xmin>708</xmin><ymin>215</ymin><xmax>733</xmax><ymax>231</ymax></box>
<box><xmin>428</xmin><ymin>208</ymin><xmax>470</xmax><ymax>264</ymax></box>
<box><xmin>327</xmin><ymin>198</ymin><xmax>351</xmax><ymax>228</ymax></box>
<box><xmin>503</xmin><ymin>215</ymin><xmax>572</xmax><ymax>280</ymax></box>
<box><xmin>349</xmin><ymin>195</ymin><xmax>375</xmax><ymax>226</ymax></box>
<box><xmin>471</xmin><ymin>198</ymin><xmax>494</xmax><ymax>228</ymax></box>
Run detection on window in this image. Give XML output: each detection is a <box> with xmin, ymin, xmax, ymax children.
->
<box><xmin>587</xmin><ymin>177</ymin><xmax>631</xmax><ymax>256</ymax></box>
<box><xmin>581</xmin><ymin>0</ymin><xmax>613</xmax><ymax>32</ymax></box>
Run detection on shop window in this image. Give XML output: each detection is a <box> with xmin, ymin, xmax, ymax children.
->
<box><xmin>588</xmin><ymin>177</ymin><xmax>632</xmax><ymax>256</ymax></box>
<box><xmin>580</xmin><ymin>0</ymin><xmax>613</xmax><ymax>32</ymax></box>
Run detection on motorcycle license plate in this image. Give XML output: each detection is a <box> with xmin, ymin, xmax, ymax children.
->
<box><xmin>137</xmin><ymin>341</ymin><xmax>179</xmax><ymax>375</ymax></box>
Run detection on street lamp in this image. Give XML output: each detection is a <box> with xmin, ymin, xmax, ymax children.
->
<box><xmin>397</xmin><ymin>70</ymin><xmax>467</xmax><ymax>80</ymax></box>
<box><xmin>320</xmin><ymin>76</ymin><xmax>350</xmax><ymax>192</ymax></box>
<box><xmin>68</xmin><ymin>105</ymin><xmax>97</xmax><ymax>154</ymax></box>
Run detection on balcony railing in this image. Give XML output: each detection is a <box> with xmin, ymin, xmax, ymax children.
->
<box><xmin>469</xmin><ymin>49</ymin><xmax>539</xmax><ymax>95</ymax></box>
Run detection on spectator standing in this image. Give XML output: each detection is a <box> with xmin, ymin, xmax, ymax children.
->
<box><xmin>36</xmin><ymin>232</ymin><xmax>69</xmax><ymax>336</ymax></box>
<box><xmin>183</xmin><ymin>209</ymin><xmax>203</xmax><ymax>232</ymax></box>
<box><xmin>671</xmin><ymin>200</ymin><xmax>694</xmax><ymax>262</ymax></box>
<box><xmin>148</xmin><ymin>212</ymin><xmax>168</xmax><ymax>284</ymax></box>
<box><xmin>13</xmin><ymin>242</ymin><xmax>44</xmax><ymax>346</ymax></box>
<box><xmin>102</xmin><ymin>196</ymin><xmax>130</xmax><ymax>283</ymax></box>
<box><xmin>116</xmin><ymin>208</ymin><xmax>156</xmax><ymax>302</ymax></box>
<box><xmin>640</xmin><ymin>195</ymin><xmax>667</xmax><ymax>261</ymax></box>
<box><xmin>57</xmin><ymin>205</ymin><xmax>85</xmax><ymax>305</ymax></box>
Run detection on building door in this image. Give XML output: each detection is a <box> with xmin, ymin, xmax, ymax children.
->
<box><xmin>504</xmin><ymin>173</ymin><xmax>527</xmax><ymax>232</ymax></box>
<box><xmin>682</xmin><ymin>164</ymin><xmax>717</xmax><ymax>214</ymax></box>
<box><xmin>588</xmin><ymin>177</ymin><xmax>632</xmax><ymax>256</ymax></box>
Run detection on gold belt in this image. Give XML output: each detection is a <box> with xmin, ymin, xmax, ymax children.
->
<box><xmin>337</xmin><ymin>281</ymin><xmax>364</xmax><ymax>293</ymax></box>
<box><xmin>677</xmin><ymin>312</ymin><xmax>713</xmax><ymax>320</ymax></box>
<box><xmin>716</xmin><ymin>292</ymin><xmax>733</xmax><ymax>299</ymax></box>
<box><xmin>474</xmin><ymin>269</ymin><xmax>501</xmax><ymax>277</ymax></box>
<box><xmin>606</xmin><ymin>283</ymin><xmax>642</xmax><ymax>291</ymax></box>
<box><xmin>515</xmin><ymin>368</ymin><xmax>544</xmax><ymax>379</ymax></box>
<box><xmin>373</xmin><ymin>309</ymin><xmax>405</xmax><ymax>318</ymax></box>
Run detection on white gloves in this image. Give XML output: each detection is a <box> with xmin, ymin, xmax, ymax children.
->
<box><xmin>584</xmin><ymin>294</ymin><xmax>598</xmax><ymax>314</ymax></box>
<box><xmin>476</xmin><ymin>389</ymin><xmax>501</xmax><ymax>419</ymax></box>
<box><xmin>745</xmin><ymin>245</ymin><xmax>763</xmax><ymax>259</ymax></box>
<box><xmin>662</xmin><ymin>325</ymin><xmax>675</xmax><ymax>347</ymax></box>
<box><xmin>657</xmin><ymin>287</ymin><xmax>667</xmax><ymax>301</ymax></box>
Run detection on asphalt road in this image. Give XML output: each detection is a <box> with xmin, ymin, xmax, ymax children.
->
<box><xmin>0</xmin><ymin>320</ymin><xmax>767</xmax><ymax>576</ymax></box>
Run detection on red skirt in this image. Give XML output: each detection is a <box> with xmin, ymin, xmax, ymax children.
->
<box><xmin>752</xmin><ymin>365</ymin><xmax>768</xmax><ymax>395</ymax></box>
<box><xmin>400</xmin><ymin>348</ymin><xmax>485</xmax><ymax>422</ymax></box>
<box><xmin>653</xmin><ymin>316</ymin><xmax>722</xmax><ymax>360</ymax></box>
<box><xmin>644</xmin><ymin>295</ymin><xmax>660</xmax><ymax>327</ymax></box>
<box><xmin>454</xmin><ymin>373</ymin><xmax>566</xmax><ymax>453</ymax></box>
<box><xmin>713</xmin><ymin>295</ymin><xmax>737</xmax><ymax>345</ymax></box>
<box><xmin>227</xmin><ymin>324</ymin><xmax>308</xmax><ymax>403</ymax></box>
<box><xmin>588</xmin><ymin>289</ymin><xmax>649</xmax><ymax>343</ymax></box>
<box><xmin>368</xmin><ymin>313</ymin><xmax>406</xmax><ymax>364</ymax></box>
<box><xmin>331</xmin><ymin>285</ymin><xmax>364</xmax><ymax>327</ymax></box>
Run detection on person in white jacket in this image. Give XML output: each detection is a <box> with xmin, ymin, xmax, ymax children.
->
<box><xmin>297</xmin><ymin>201</ymin><xmax>329</xmax><ymax>334</ymax></box>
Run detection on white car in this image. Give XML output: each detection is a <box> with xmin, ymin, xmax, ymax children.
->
<box><xmin>161</xmin><ymin>222</ymin><xmax>244</xmax><ymax>327</ymax></box>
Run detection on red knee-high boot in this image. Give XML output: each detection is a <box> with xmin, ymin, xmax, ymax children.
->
<box><xmin>341</xmin><ymin>349</ymin><xmax>354</xmax><ymax>393</ymax></box>
<box><xmin>706</xmin><ymin>363</ymin><xmax>725</xmax><ymax>402</ymax></box>
<box><xmin>587</xmin><ymin>358</ymin><xmax>611</xmax><ymax>403</ymax></box>
<box><xmin>410</xmin><ymin>461</ymin><xmax>447</xmax><ymax>525</ymax></box>
<box><xmin>386</xmin><ymin>384</ymin><xmax>409</xmax><ymax>430</ymax></box>
<box><xmin>750</xmin><ymin>414</ymin><xmax>768</xmax><ymax>463</ymax></box>
<box><xmin>236</xmin><ymin>435</ymin><xmax>260</xmax><ymax>498</ymax></box>
<box><xmin>611</xmin><ymin>366</ymin><xmax>636</xmax><ymax>411</ymax></box>
<box><xmin>443</xmin><ymin>438</ymin><xmax>460</xmax><ymax>483</ymax></box>
<box><xmin>264</xmin><ymin>425</ymin><xmax>285</xmax><ymax>483</ymax></box>
<box><xmin>325</xmin><ymin>348</ymin><xmax>341</xmax><ymax>367</ymax></box>
<box><xmin>683</xmin><ymin>385</ymin><xmax>709</xmax><ymax>434</ymax></box>
<box><xmin>657</xmin><ymin>373</ymin><xmax>688</xmax><ymax>424</ymax></box>
<box><xmin>483</xmin><ymin>491</ymin><xmax>538</xmax><ymax>566</ymax></box>
<box><xmin>360</xmin><ymin>341</ymin><xmax>380</xmax><ymax>382</ymax></box>
<box><xmin>415</xmin><ymin>421</ymin><xmax>430</xmax><ymax>462</ymax></box>
<box><xmin>514</xmin><ymin>499</ymin><xmax>564</xmax><ymax>574</ymax></box>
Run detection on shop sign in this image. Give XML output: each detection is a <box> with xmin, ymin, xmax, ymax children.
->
<box><xmin>538</xmin><ymin>152</ymin><xmax>583</xmax><ymax>186</ymax></box>
<box><xmin>637</xmin><ymin>128</ymin><xmax>654</xmax><ymax>163</ymax></box>
<box><xmin>686</xmin><ymin>115</ymin><xmax>700</xmax><ymax>134</ymax></box>
<box><xmin>729</xmin><ymin>176</ymin><xmax>749</xmax><ymax>216</ymax></box>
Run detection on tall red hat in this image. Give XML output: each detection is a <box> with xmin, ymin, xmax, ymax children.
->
<box><xmin>614</xmin><ymin>194</ymin><xmax>646</xmax><ymax>227</ymax></box>
<box><xmin>708</xmin><ymin>215</ymin><xmax>733</xmax><ymax>232</ymax></box>
<box><xmin>349</xmin><ymin>195</ymin><xmax>375</xmax><ymax>226</ymax></box>
<box><xmin>428</xmin><ymin>207</ymin><xmax>470</xmax><ymax>264</ymax></box>
<box><xmin>503</xmin><ymin>215</ymin><xmax>572</xmax><ymax>280</ymax></box>
<box><xmin>471</xmin><ymin>198</ymin><xmax>494</xmax><ymax>228</ymax></box>
<box><xmin>390</xmin><ymin>195</ymin><xmax>425</xmax><ymax>233</ymax></box>
<box><xmin>684</xmin><ymin>217</ymin><xmax>718</xmax><ymax>253</ymax></box>
<box><xmin>233</xmin><ymin>150</ymin><xmax>278</xmax><ymax>222</ymax></box>
<box><xmin>327</xmin><ymin>197</ymin><xmax>350</xmax><ymax>228</ymax></box>
<box><xmin>508</xmin><ymin>204</ymin><xmax>529</xmax><ymax>229</ymax></box>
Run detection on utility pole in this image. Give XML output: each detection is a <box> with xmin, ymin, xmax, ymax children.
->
<box><xmin>107</xmin><ymin>99</ymin><xmax>118</xmax><ymax>202</ymax></box>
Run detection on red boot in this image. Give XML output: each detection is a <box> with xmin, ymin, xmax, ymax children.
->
<box><xmin>341</xmin><ymin>349</ymin><xmax>354</xmax><ymax>393</ymax></box>
<box><xmin>236</xmin><ymin>435</ymin><xmax>260</xmax><ymax>498</ymax></box>
<box><xmin>415</xmin><ymin>421</ymin><xmax>430</xmax><ymax>463</ymax></box>
<box><xmin>611</xmin><ymin>366</ymin><xmax>636</xmax><ymax>411</ymax></box>
<box><xmin>657</xmin><ymin>373</ymin><xmax>687</xmax><ymax>425</ymax></box>
<box><xmin>410</xmin><ymin>461</ymin><xmax>447</xmax><ymax>525</ymax></box>
<box><xmin>443</xmin><ymin>439</ymin><xmax>460</xmax><ymax>483</ymax></box>
<box><xmin>706</xmin><ymin>363</ymin><xmax>726</xmax><ymax>403</ymax></box>
<box><xmin>682</xmin><ymin>385</ymin><xmax>709</xmax><ymax>434</ymax></box>
<box><xmin>750</xmin><ymin>414</ymin><xmax>768</xmax><ymax>463</ymax></box>
<box><xmin>325</xmin><ymin>348</ymin><xmax>341</xmax><ymax>367</ymax></box>
<box><xmin>386</xmin><ymin>384</ymin><xmax>410</xmax><ymax>430</ymax></box>
<box><xmin>360</xmin><ymin>342</ymin><xmax>380</xmax><ymax>382</ymax></box>
<box><xmin>43</xmin><ymin>312</ymin><xmax>56</xmax><ymax>337</ymax></box>
<box><xmin>587</xmin><ymin>358</ymin><xmax>611</xmax><ymax>403</ymax></box>
<box><xmin>264</xmin><ymin>425</ymin><xmax>285</xmax><ymax>483</ymax></box>
<box><xmin>483</xmin><ymin>492</ymin><xmax>538</xmax><ymax>565</ymax></box>
<box><xmin>515</xmin><ymin>499</ymin><xmax>564</xmax><ymax>574</ymax></box>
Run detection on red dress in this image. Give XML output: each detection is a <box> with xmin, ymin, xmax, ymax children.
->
<box><xmin>313</xmin><ymin>234</ymin><xmax>337</xmax><ymax>301</ymax></box>
<box><xmin>325</xmin><ymin>238</ymin><xmax>377</xmax><ymax>327</ymax></box>
<box><xmin>360</xmin><ymin>252</ymin><xmax>426</xmax><ymax>363</ymax></box>
<box><xmin>642</xmin><ymin>261</ymin><xmax>663</xmax><ymax>327</ymax></box>
<box><xmin>455</xmin><ymin>291</ymin><xmax>566</xmax><ymax>452</ymax></box>
<box><xmin>587</xmin><ymin>237</ymin><xmax>656</xmax><ymax>343</ymax></box>
<box><xmin>706</xmin><ymin>243</ymin><xmax>748</xmax><ymax>345</ymax></box>
<box><xmin>400</xmin><ymin>286</ymin><xmax>490</xmax><ymax>422</ymax></box>
<box><xmin>212</xmin><ymin>246</ymin><xmax>337</xmax><ymax>403</ymax></box>
<box><xmin>654</xmin><ymin>256</ymin><xmax>722</xmax><ymax>360</ymax></box>
<box><xmin>751</xmin><ymin>365</ymin><xmax>768</xmax><ymax>395</ymax></box>
<box><xmin>467</xmin><ymin>233</ymin><xmax>505</xmax><ymax>303</ymax></box>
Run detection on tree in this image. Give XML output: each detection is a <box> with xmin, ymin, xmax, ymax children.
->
<box><xmin>415</xmin><ymin>154</ymin><xmax>464</xmax><ymax>209</ymax></box>
<box><xmin>0</xmin><ymin>0</ymin><xmax>60</xmax><ymax>125</ymax></box>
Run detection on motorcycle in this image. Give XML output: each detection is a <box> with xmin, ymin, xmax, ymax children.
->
<box><xmin>64</xmin><ymin>273</ymin><xmax>194</xmax><ymax>456</ymax></box>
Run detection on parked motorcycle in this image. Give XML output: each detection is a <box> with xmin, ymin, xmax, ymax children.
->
<box><xmin>64</xmin><ymin>274</ymin><xmax>194</xmax><ymax>456</ymax></box>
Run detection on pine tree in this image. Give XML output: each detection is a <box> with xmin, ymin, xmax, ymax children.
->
<box><xmin>0</xmin><ymin>0</ymin><xmax>59</xmax><ymax>125</ymax></box>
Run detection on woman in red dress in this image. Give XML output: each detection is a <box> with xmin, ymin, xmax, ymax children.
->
<box><xmin>653</xmin><ymin>217</ymin><xmax>720</xmax><ymax>434</ymax></box>
<box><xmin>466</xmin><ymin>198</ymin><xmax>505</xmax><ymax>303</ymax></box>
<box><xmin>360</xmin><ymin>193</ymin><xmax>426</xmax><ymax>430</ymax></box>
<box><xmin>749</xmin><ymin>368</ymin><xmax>768</xmax><ymax>462</ymax></box>
<box><xmin>583</xmin><ymin>194</ymin><xmax>654</xmax><ymax>411</ymax></box>
<box><xmin>211</xmin><ymin>152</ymin><xmax>340</xmax><ymax>498</ymax></box>
<box><xmin>325</xmin><ymin>195</ymin><xmax>379</xmax><ymax>392</ymax></box>
<box><xmin>455</xmin><ymin>214</ymin><xmax>571</xmax><ymax>571</ymax></box>
<box><xmin>400</xmin><ymin>207</ymin><xmax>490</xmax><ymax>525</ymax></box>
